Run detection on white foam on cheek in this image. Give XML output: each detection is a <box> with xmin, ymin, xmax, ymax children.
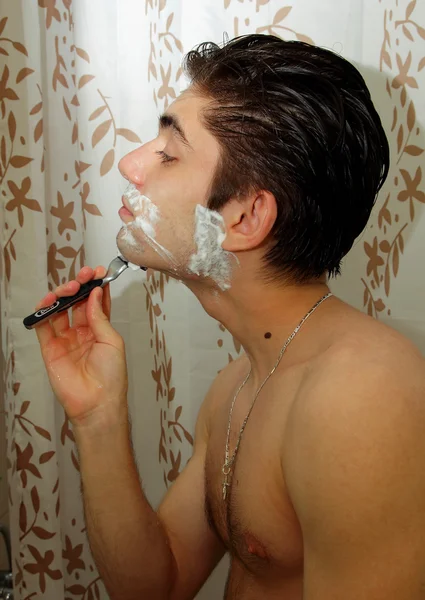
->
<box><xmin>188</xmin><ymin>205</ymin><xmax>233</xmax><ymax>291</ymax></box>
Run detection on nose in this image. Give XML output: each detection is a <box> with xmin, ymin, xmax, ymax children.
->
<box><xmin>118</xmin><ymin>146</ymin><xmax>146</xmax><ymax>186</ymax></box>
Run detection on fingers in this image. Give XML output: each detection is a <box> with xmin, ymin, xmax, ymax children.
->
<box><xmin>102</xmin><ymin>281</ymin><xmax>111</xmax><ymax>320</ymax></box>
<box><xmin>91</xmin><ymin>266</ymin><xmax>110</xmax><ymax>320</ymax></box>
<box><xmin>48</xmin><ymin>279</ymin><xmax>80</xmax><ymax>337</ymax></box>
<box><xmin>34</xmin><ymin>266</ymin><xmax>108</xmax><ymax>341</ymax></box>
<box><xmin>70</xmin><ymin>266</ymin><xmax>96</xmax><ymax>329</ymax></box>
<box><xmin>94</xmin><ymin>265</ymin><xmax>107</xmax><ymax>280</ymax></box>
<box><xmin>87</xmin><ymin>286</ymin><xmax>121</xmax><ymax>346</ymax></box>
<box><xmin>76</xmin><ymin>266</ymin><xmax>95</xmax><ymax>284</ymax></box>
<box><xmin>35</xmin><ymin>290</ymin><xmax>57</xmax><ymax>312</ymax></box>
<box><xmin>71</xmin><ymin>266</ymin><xmax>108</xmax><ymax>328</ymax></box>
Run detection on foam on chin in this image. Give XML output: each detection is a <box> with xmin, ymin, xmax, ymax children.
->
<box><xmin>119</xmin><ymin>223</ymin><xmax>138</xmax><ymax>247</ymax></box>
<box><xmin>120</xmin><ymin>183</ymin><xmax>178</xmax><ymax>271</ymax></box>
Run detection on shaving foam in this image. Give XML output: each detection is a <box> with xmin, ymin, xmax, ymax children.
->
<box><xmin>123</xmin><ymin>183</ymin><xmax>160</xmax><ymax>238</ymax></box>
<box><xmin>134</xmin><ymin>216</ymin><xmax>176</xmax><ymax>264</ymax></box>
<box><xmin>188</xmin><ymin>205</ymin><xmax>232</xmax><ymax>291</ymax></box>
<box><xmin>121</xmin><ymin>183</ymin><xmax>177</xmax><ymax>269</ymax></box>
<box><xmin>127</xmin><ymin>260</ymin><xmax>141</xmax><ymax>271</ymax></box>
<box><xmin>120</xmin><ymin>223</ymin><xmax>138</xmax><ymax>247</ymax></box>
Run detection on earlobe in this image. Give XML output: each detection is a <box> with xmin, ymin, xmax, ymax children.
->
<box><xmin>221</xmin><ymin>191</ymin><xmax>277</xmax><ymax>252</ymax></box>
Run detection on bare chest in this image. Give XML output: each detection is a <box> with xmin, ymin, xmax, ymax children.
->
<box><xmin>204</xmin><ymin>374</ymin><xmax>305</xmax><ymax>577</ymax></box>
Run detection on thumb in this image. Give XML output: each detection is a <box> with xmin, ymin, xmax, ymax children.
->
<box><xmin>88</xmin><ymin>287</ymin><xmax>118</xmax><ymax>344</ymax></box>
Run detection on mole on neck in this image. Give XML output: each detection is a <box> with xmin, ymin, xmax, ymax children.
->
<box><xmin>264</xmin><ymin>332</ymin><xmax>272</xmax><ymax>339</ymax></box>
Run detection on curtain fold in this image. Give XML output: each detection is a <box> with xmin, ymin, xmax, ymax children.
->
<box><xmin>1</xmin><ymin>1</ymin><xmax>424</xmax><ymax>598</ymax></box>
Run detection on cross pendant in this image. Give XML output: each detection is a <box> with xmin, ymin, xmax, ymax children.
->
<box><xmin>222</xmin><ymin>464</ymin><xmax>232</xmax><ymax>500</ymax></box>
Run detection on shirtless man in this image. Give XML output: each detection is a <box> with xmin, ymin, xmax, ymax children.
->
<box><xmin>35</xmin><ymin>35</ymin><xmax>425</xmax><ymax>599</ymax></box>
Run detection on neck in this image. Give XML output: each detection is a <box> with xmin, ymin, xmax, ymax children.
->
<box><xmin>185</xmin><ymin>270</ymin><xmax>333</xmax><ymax>388</ymax></box>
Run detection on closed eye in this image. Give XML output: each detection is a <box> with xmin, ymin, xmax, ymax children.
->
<box><xmin>155</xmin><ymin>150</ymin><xmax>176</xmax><ymax>164</ymax></box>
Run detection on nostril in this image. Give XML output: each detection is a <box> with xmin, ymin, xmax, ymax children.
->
<box><xmin>118</xmin><ymin>154</ymin><xmax>144</xmax><ymax>187</ymax></box>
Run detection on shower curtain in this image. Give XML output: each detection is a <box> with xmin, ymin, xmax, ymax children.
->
<box><xmin>1</xmin><ymin>0</ymin><xmax>424</xmax><ymax>598</ymax></box>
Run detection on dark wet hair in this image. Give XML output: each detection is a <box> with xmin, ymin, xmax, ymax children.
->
<box><xmin>183</xmin><ymin>34</ymin><xmax>390</xmax><ymax>283</ymax></box>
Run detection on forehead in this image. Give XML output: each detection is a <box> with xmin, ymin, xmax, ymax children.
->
<box><xmin>166</xmin><ymin>89</ymin><xmax>219</xmax><ymax>156</ymax></box>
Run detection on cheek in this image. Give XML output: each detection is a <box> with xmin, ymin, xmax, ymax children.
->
<box><xmin>187</xmin><ymin>205</ymin><xmax>233</xmax><ymax>290</ymax></box>
<box><xmin>125</xmin><ymin>183</ymin><xmax>206</xmax><ymax>264</ymax></box>
<box><xmin>155</xmin><ymin>208</ymin><xmax>195</xmax><ymax>249</ymax></box>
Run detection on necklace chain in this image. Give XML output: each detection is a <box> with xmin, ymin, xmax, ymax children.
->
<box><xmin>222</xmin><ymin>292</ymin><xmax>333</xmax><ymax>500</ymax></box>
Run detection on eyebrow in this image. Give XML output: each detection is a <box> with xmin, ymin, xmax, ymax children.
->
<box><xmin>159</xmin><ymin>113</ymin><xmax>192</xmax><ymax>150</ymax></box>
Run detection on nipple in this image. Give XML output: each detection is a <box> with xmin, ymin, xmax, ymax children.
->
<box><xmin>245</xmin><ymin>532</ymin><xmax>268</xmax><ymax>560</ymax></box>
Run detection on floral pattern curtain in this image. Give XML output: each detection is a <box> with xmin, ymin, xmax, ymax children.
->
<box><xmin>1</xmin><ymin>0</ymin><xmax>424</xmax><ymax>598</ymax></box>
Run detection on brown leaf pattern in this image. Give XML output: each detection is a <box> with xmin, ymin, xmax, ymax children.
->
<box><xmin>364</xmin><ymin>0</ymin><xmax>425</xmax><ymax>317</ymax></box>
<box><xmin>144</xmin><ymin>0</ymin><xmax>194</xmax><ymax>488</ymax></box>
<box><xmin>2</xmin><ymin>2</ymin><xmax>424</xmax><ymax>599</ymax></box>
<box><xmin>254</xmin><ymin>4</ymin><xmax>314</xmax><ymax>44</ymax></box>
<box><xmin>1</xmin><ymin>9</ymin><xmax>106</xmax><ymax>598</ymax></box>
<box><xmin>85</xmin><ymin>87</ymin><xmax>141</xmax><ymax>176</ymax></box>
<box><xmin>144</xmin><ymin>270</ymin><xmax>194</xmax><ymax>486</ymax></box>
<box><xmin>1</xmin><ymin>26</ymin><xmax>42</xmax><ymax>289</ymax></box>
<box><xmin>148</xmin><ymin>2</ymin><xmax>184</xmax><ymax>109</ymax></box>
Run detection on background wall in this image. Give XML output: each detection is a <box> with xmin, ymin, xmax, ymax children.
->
<box><xmin>0</xmin><ymin>1</ymin><xmax>424</xmax><ymax>599</ymax></box>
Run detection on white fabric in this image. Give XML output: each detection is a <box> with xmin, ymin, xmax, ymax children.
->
<box><xmin>1</xmin><ymin>0</ymin><xmax>424</xmax><ymax>598</ymax></box>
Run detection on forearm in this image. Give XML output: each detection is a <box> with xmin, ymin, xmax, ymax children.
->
<box><xmin>74</xmin><ymin>413</ymin><xmax>176</xmax><ymax>600</ymax></box>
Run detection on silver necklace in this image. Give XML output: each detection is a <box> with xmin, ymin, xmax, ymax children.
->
<box><xmin>222</xmin><ymin>291</ymin><xmax>333</xmax><ymax>500</ymax></box>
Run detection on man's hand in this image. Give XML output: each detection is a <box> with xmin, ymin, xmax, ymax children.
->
<box><xmin>35</xmin><ymin>265</ymin><xmax>128</xmax><ymax>428</ymax></box>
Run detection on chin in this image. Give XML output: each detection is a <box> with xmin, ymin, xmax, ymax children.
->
<box><xmin>116</xmin><ymin>227</ymin><xmax>143</xmax><ymax>264</ymax></box>
<box><xmin>117</xmin><ymin>226</ymin><xmax>135</xmax><ymax>251</ymax></box>
<box><xmin>115</xmin><ymin>230</ymin><xmax>161</xmax><ymax>272</ymax></box>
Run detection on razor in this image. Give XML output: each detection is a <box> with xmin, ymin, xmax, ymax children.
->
<box><xmin>23</xmin><ymin>255</ymin><xmax>146</xmax><ymax>330</ymax></box>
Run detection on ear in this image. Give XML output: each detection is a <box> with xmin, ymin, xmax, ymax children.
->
<box><xmin>220</xmin><ymin>191</ymin><xmax>277</xmax><ymax>252</ymax></box>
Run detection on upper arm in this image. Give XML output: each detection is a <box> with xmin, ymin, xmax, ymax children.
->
<box><xmin>157</xmin><ymin>368</ymin><xmax>230</xmax><ymax>600</ymax></box>
<box><xmin>284</xmin><ymin>346</ymin><xmax>425</xmax><ymax>600</ymax></box>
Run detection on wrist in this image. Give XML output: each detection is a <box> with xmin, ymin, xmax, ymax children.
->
<box><xmin>73</xmin><ymin>409</ymin><xmax>137</xmax><ymax>486</ymax></box>
<box><xmin>72</xmin><ymin>402</ymin><xmax>130</xmax><ymax>443</ymax></box>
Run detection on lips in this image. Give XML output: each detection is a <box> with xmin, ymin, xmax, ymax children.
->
<box><xmin>119</xmin><ymin>206</ymin><xmax>133</xmax><ymax>218</ymax></box>
<box><xmin>121</xmin><ymin>196</ymin><xmax>133</xmax><ymax>215</ymax></box>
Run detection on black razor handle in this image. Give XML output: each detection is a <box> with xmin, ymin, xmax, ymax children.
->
<box><xmin>23</xmin><ymin>278</ymin><xmax>103</xmax><ymax>330</ymax></box>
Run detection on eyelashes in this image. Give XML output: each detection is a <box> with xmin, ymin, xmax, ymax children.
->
<box><xmin>155</xmin><ymin>150</ymin><xmax>176</xmax><ymax>165</ymax></box>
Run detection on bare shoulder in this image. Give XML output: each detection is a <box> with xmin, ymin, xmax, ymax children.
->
<box><xmin>285</xmin><ymin>309</ymin><xmax>425</xmax><ymax>449</ymax></box>
<box><xmin>321</xmin><ymin>311</ymin><xmax>425</xmax><ymax>389</ymax></box>
<box><xmin>306</xmin><ymin>301</ymin><xmax>424</xmax><ymax>387</ymax></box>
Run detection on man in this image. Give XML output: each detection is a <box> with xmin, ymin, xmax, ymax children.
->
<box><xmin>35</xmin><ymin>35</ymin><xmax>425</xmax><ymax>599</ymax></box>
